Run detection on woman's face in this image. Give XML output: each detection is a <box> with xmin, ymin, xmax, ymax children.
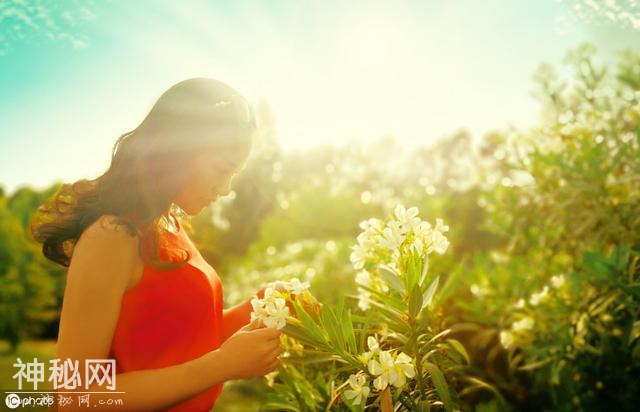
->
<box><xmin>173</xmin><ymin>144</ymin><xmax>250</xmax><ymax>215</ymax></box>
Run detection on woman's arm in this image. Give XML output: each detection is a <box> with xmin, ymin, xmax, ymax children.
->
<box><xmin>55</xmin><ymin>216</ymin><xmax>230</xmax><ymax>411</ymax></box>
<box><xmin>220</xmin><ymin>287</ymin><xmax>266</xmax><ymax>343</ymax></box>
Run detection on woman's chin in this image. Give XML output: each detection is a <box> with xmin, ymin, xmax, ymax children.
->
<box><xmin>176</xmin><ymin>198</ymin><xmax>214</xmax><ymax>216</ymax></box>
<box><xmin>176</xmin><ymin>204</ymin><xmax>199</xmax><ymax>216</ymax></box>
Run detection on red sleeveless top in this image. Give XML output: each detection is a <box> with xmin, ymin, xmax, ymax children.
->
<box><xmin>108</xmin><ymin>212</ymin><xmax>250</xmax><ymax>411</ymax></box>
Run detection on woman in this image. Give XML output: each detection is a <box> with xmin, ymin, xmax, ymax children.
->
<box><xmin>30</xmin><ymin>78</ymin><xmax>282</xmax><ymax>411</ymax></box>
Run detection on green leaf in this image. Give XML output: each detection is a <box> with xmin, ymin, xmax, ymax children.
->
<box><xmin>263</xmin><ymin>402</ymin><xmax>300</xmax><ymax>411</ymax></box>
<box><xmin>517</xmin><ymin>357</ymin><xmax>552</xmax><ymax>371</ymax></box>
<box><xmin>360</xmin><ymin>283</ymin><xmax>405</xmax><ymax>311</ymax></box>
<box><xmin>379</xmin><ymin>265</ymin><xmax>405</xmax><ymax>292</ymax></box>
<box><xmin>370</xmin><ymin>300</ymin><xmax>409</xmax><ymax>333</ymax></box>
<box><xmin>321</xmin><ymin>305</ymin><xmax>345</xmax><ymax>352</ymax></box>
<box><xmin>423</xmin><ymin>362</ymin><xmax>453</xmax><ymax>411</ymax></box>
<box><xmin>284</xmin><ymin>354</ymin><xmax>343</xmax><ymax>364</ymax></box>
<box><xmin>409</xmin><ymin>284</ymin><xmax>423</xmax><ymax>319</ymax></box>
<box><xmin>342</xmin><ymin>309</ymin><xmax>358</xmax><ymax>353</ymax></box>
<box><xmin>459</xmin><ymin>376</ymin><xmax>509</xmax><ymax>410</ymax></box>
<box><xmin>367</xmin><ymin>299</ymin><xmax>411</xmax><ymax>333</ymax></box>
<box><xmin>422</xmin><ymin>276</ymin><xmax>440</xmax><ymax>310</ymax></box>
<box><xmin>419</xmin><ymin>254</ymin><xmax>430</xmax><ymax>287</ymax></box>
<box><xmin>446</xmin><ymin>338</ymin><xmax>470</xmax><ymax>364</ymax></box>
<box><xmin>283</xmin><ymin>324</ymin><xmax>323</xmax><ymax>347</ymax></box>
<box><xmin>428</xmin><ymin>329</ymin><xmax>451</xmax><ymax>344</ymax></box>
<box><xmin>292</xmin><ymin>300</ymin><xmax>327</xmax><ymax>345</ymax></box>
<box><xmin>405</xmin><ymin>249</ymin><xmax>422</xmax><ymax>291</ymax></box>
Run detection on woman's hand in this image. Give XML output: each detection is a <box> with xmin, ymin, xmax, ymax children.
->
<box><xmin>218</xmin><ymin>318</ymin><xmax>283</xmax><ymax>380</ymax></box>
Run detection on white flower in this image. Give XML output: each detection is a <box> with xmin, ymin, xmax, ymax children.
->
<box><xmin>350</xmin><ymin>243</ymin><xmax>368</xmax><ymax>270</ymax></box>
<box><xmin>410</xmin><ymin>223</ymin><xmax>430</xmax><ymax>255</ymax></box>
<box><xmin>250</xmin><ymin>302</ymin><xmax>268</xmax><ymax>322</ymax></box>
<box><xmin>470</xmin><ymin>284</ymin><xmax>489</xmax><ymax>298</ymax></box>
<box><xmin>434</xmin><ymin>218</ymin><xmax>450</xmax><ymax>233</ymax></box>
<box><xmin>514</xmin><ymin>298</ymin><xmax>526</xmax><ymax>308</ymax></box>
<box><xmin>359</xmin><ymin>335</ymin><xmax>381</xmax><ymax>365</ymax></box>
<box><xmin>263</xmin><ymin>286</ymin><xmax>279</xmax><ymax>300</ymax></box>
<box><xmin>414</xmin><ymin>218</ymin><xmax>450</xmax><ymax>256</ymax></box>
<box><xmin>376</xmin><ymin>277</ymin><xmax>390</xmax><ymax>293</ymax></box>
<box><xmin>392</xmin><ymin>352</ymin><xmax>415</xmax><ymax>387</ymax></box>
<box><xmin>250</xmin><ymin>287</ymin><xmax>290</xmax><ymax>330</ymax></box>
<box><xmin>512</xmin><ymin>316</ymin><xmax>534</xmax><ymax>331</ymax></box>
<box><xmin>529</xmin><ymin>286</ymin><xmax>549</xmax><ymax>306</ymax></box>
<box><xmin>356</xmin><ymin>269</ymin><xmax>389</xmax><ymax>298</ymax></box>
<box><xmin>357</xmin><ymin>289</ymin><xmax>371</xmax><ymax>311</ymax></box>
<box><xmin>343</xmin><ymin>373</ymin><xmax>371</xmax><ymax>406</ymax></box>
<box><xmin>500</xmin><ymin>330</ymin><xmax>515</xmax><ymax>349</ymax></box>
<box><xmin>367</xmin><ymin>335</ymin><xmax>380</xmax><ymax>351</ymax></box>
<box><xmin>368</xmin><ymin>350</ymin><xmax>396</xmax><ymax>390</ymax></box>
<box><xmin>359</xmin><ymin>218</ymin><xmax>384</xmax><ymax>231</ymax></box>
<box><xmin>551</xmin><ymin>275</ymin><xmax>566</xmax><ymax>289</ymax></box>
<box><xmin>410</xmin><ymin>237</ymin><xmax>425</xmax><ymax>255</ymax></box>
<box><xmin>282</xmin><ymin>277</ymin><xmax>310</xmax><ymax>295</ymax></box>
<box><xmin>262</xmin><ymin>298</ymin><xmax>289</xmax><ymax>329</ymax></box>
<box><xmin>427</xmin><ymin>230</ymin><xmax>450</xmax><ymax>255</ymax></box>
<box><xmin>412</xmin><ymin>221</ymin><xmax>432</xmax><ymax>238</ymax></box>
<box><xmin>355</xmin><ymin>270</ymin><xmax>372</xmax><ymax>288</ymax></box>
<box><xmin>393</xmin><ymin>204</ymin><xmax>421</xmax><ymax>234</ymax></box>
<box><xmin>378</xmin><ymin>221</ymin><xmax>405</xmax><ymax>251</ymax></box>
<box><xmin>367</xmin><ymin>350</ymin><xmax>415</xmax><ymax>390</ymax></box>
<box><xmin>356</xmin><ymin>231</ymin><xmax>378</xmax><ymax>248</ymax></box>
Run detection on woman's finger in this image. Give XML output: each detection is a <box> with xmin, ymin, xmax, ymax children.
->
<box><xmin>241</xmin><ymin>317</ymin><xmax>264</xmax><ymax>331</ymax></box>
<box><xmin>267</xmin><ymin>345</ymin><xmax>282</xmax><ymax>360</ymax></box>
<box><xmin>266</xmin><ymin>358</ymin><xmax>280</xmax><ymax>371</ymax></box>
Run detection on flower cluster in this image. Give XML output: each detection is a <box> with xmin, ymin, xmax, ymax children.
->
<box><xmin>250</xmin><ymin>287</ymin><xmax>289</xmax><ymax>329</ymax></box>
<box><xmin>350</xmin><ymin>205</ymin><xmax>450</xmax><ymax>271</ymax></box>
<box><xmin>368</xmin><ymin>350</ymin><xmax>415</xmax><ymax>390</ymax></box>
<box><xmin>271</xmin><ymin>277</ymin><xmax>311</xmax><ymax>296</ymax></box>
<box><xmin>357</xmin><ymin>336</ymin><xmax>416</xmax><ymax>391</ymax></box>
<box><xmin>500</xmin><ymin>274</ymin><xmax>569</xmax><ymax>349</ymax></box>
<box><xmin>250</xmin><ymin>277</ymin><xmax>311</xmax><ymax>329</ymax></box>
<box><xmin>500</xmin><ymin>316</ymin><xmax>535</xmax><ymax>349</ymax></box>
<box><xmin>252</xmin><ymin>204</ymin><xmax>457</xmax><ymax>410</ymax></box>
<box><xmin>343</xmin><ymin>372</ymin><xmax>371</xmax><ymax>406</ymax></box>
<box><xmin>350</xmin><ymin>204</ymin><xmax>450</xmax><ymax>311</ymax></box>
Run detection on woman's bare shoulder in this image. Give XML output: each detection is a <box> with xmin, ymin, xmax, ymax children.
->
<box><xmin>69</xmin><ymin>214</ymin><xmax>141</xmax><ymax>290</ymax></box>
<box><xmin>81</xmin><ymin>214</ymin><xmax>139</xmax><ymax>241</ymax></box>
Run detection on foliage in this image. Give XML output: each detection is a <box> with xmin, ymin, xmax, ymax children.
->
<box><xmin>0</xmin><ymin>196</ymin><xmax>57</xmax><ymax>352</ymax></box>
<box><xmin>251</xmin><ymin>206</ymin><xmax>496</xmax><ymax>411</ymax></box>
<box><xmin>455</xmin><ymin>43</ymin><xmax>640</xmax><ymax>410</ymax></box>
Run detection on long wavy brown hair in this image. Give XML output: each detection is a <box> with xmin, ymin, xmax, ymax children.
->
<box><xmin>30</xmin><ymin>78</ymin><xmax>257</xmax><ymax>270</ymax></box>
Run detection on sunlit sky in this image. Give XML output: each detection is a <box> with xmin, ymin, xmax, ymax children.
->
<box><xmin>1</xmin><ymin>0</ymin><xmax>639</xmax><ymax>193</ymax></box>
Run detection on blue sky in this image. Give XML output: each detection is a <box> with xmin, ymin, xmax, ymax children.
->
<box><xmin>1</xmin><ymin>0</ymin><xmax>639</xmax><ymax>193</ymax></box>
